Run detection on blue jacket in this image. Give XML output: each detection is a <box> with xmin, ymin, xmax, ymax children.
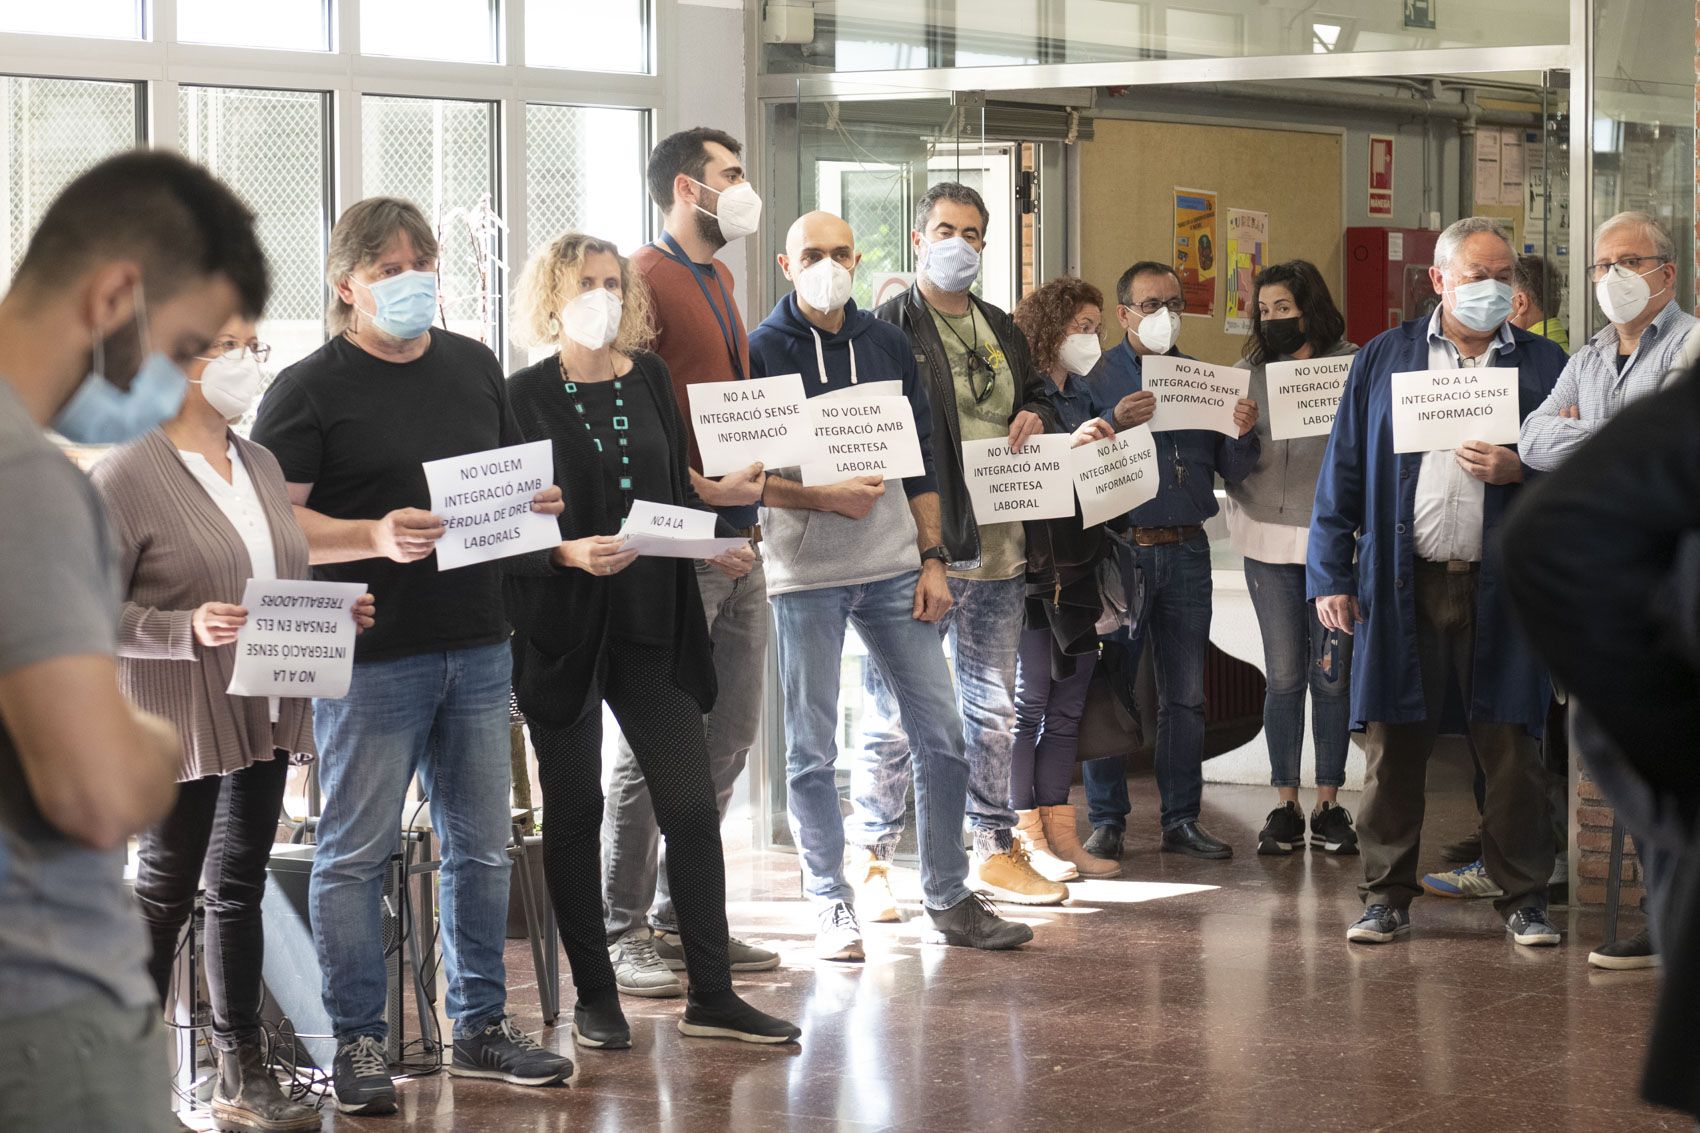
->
<box><xmin>1306</xmin><ymin>317</ymin><xmax>1567</xmax><ymax>735</ymax></box>
<box><xmin>1088</xmin><ymin>338</ymin><xmax>1261</xmax><ymax>526</ymax></box>
<box><xmin>747</xmin><ymin>294</ymin><xmax>937</xmax><ymax>497</ymax></box>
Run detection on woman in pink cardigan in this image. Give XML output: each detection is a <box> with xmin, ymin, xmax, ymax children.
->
<box><xmin>92</xmin><ymin>316</ymin><xmax>373</xmax><ymax>1133</ymax></box>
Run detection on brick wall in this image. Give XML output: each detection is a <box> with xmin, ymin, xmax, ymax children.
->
<box><xmin>1577</xmin><ymin>769</ymin><xmax>1643</xmax><ymax>908</ymax></box>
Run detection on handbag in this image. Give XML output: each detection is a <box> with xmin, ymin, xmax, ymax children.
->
<box><xmin>1076</xmin><ymin>638</ymin><xmax>1145</xmax><ymax>762</ymax></box>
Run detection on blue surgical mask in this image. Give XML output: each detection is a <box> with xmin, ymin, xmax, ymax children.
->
<box><xmin>52</xmin><ymin>284</ymin><xmax>188</xmax><ymax>445</ymax></box>
<box><xmin>1447</xmin><ymin>278</ymin><xmax>1513</xmax><ymax>333</ymax></box>
<box><xmin>355</xmin><ymin>270</ymin><xmax>438</xmax><ymax>340</ymax></box>
<box><xmin>921</xmin><ymin>235</ymin><xmax>982</xmax><ymax>293</ymax></box>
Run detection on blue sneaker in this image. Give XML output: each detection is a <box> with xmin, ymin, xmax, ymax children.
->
<box><xmin>1506</xmin><ymin>906</ymin><xmax>1562</xmax><ymax>946</ymax></box>
<box><xmin>1347</xmin><ymin>904</ymin><xmax>1411</xmax><ymax>943</ymax></box>
<box><xmin>1421</xmin><ymin>858</ymin><xmax>1504</xmax><ymax>899</ymax></box>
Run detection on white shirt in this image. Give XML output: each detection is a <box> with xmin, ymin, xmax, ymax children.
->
<box><xmin>180</xmin><ymin>443</ymin><xmax>280</xmax><ymax>722</ymax></box>
<box><xmin>1223</xmin><ymin>496</ymin><xmax>1309</xmax><ymax>565</ymax></box>
<box><xmin>1413</xmin><ymin>311</ymin><xmax>1513</xmax><ymax>563</ymax></box>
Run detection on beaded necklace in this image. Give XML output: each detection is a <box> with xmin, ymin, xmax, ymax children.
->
<box><xmin>559</xmin><ymin>358</ymin><xmax>632</xmax><ymax>510</ymax></box>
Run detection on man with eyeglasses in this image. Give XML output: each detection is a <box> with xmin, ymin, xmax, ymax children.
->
<box><xmin>865</xmin><ymin>181</ymin><xmax>1066</xmax><ymax>907</ymax></box>
<box><xmin>1517</xmin><ymin>210</ymin><xmax>1698</xmax><ymax>971</ymax></box>
<box><xmin>1077</xmin><ymin>261</ymin><xmax>1260</xmax><ymax>863</ymax></box>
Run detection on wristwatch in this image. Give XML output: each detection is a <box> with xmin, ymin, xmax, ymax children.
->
<box><xmin>919</xmin><ymin>545</ymin><xmax>950</xmax><ymax>565</ymax></box>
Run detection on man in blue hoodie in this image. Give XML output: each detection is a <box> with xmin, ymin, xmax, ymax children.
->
<box><xmin>1079</xmin><ymin>261</ymin><xmax>1261</xmax><ymax>862</ymax></box>
<box><xmin>749</xmin><ymin>211</ymin><xmax>1033</xmax><ymax>961</ymax></box>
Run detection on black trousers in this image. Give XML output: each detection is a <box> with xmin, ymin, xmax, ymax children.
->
<box><xmin>134</xmin><ymin>754</ymin><xmax>290</xmax><ymax>1050</ymax></box>
<box><xmin>527</xmin><ymin>640</ymin><xmax>732</xmax><ymax>998</ymax></box>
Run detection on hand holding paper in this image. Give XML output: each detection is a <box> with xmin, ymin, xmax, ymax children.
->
<box><xmin>422</xmin><ymin>440</ymin><xmax>561</xmax><ymax>570</ymax></box>
<box><xmin>227</xmin><ymin>579</ymin><xmax>368</xmax><ymax>699</ymax></box>
<box><xmin>1142</xmin><ymin>356</ymin><xmax>1251</xmax><ymax>436</ymax></box>
<box><xmin>620</xmin><ymin>500</ymin><xmax>749</xmax><ymax>560</ymax></box>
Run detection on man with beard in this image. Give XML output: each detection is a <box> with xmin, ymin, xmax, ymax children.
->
<box><xmin>600</xmin><ymin>127</ymin><xmax>781</xmax><ymax>996</ymax></box>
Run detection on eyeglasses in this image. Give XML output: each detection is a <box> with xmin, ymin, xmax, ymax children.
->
<box><xmin>197</xmin><ymin>340</ymin><xmax>271</xmax><ymax>364</ymax></box>
<box><xmin>1588</xmin><ymin>255</ymin><xmax>1668</xmax><ymax>280</ymax></box>
<box><xmin>1121</xmin><ymin>298</ymin><xmax>1186</xmax><ymax>316</ymax></box>
<box><xmin>1065</xmin><ymin>319</ymin><xmax>1100</xmax><ymax>334</ymax></box>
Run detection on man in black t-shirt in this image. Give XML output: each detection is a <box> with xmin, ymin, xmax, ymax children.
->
<box><xmin>252</xmin><ymin>197</ymin><xmax>571</xmax><ymax>1114</ymax></box>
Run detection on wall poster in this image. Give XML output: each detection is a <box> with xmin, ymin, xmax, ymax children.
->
<box><xmin>1172</xmin><ymin>187</ymin><xmax>1218</xmax><ymax>318</ymax></box>
<box><xmin>1223</xmin><ymin>208</ymin><xmax>1268</xmax><ymax>335</ymax></box>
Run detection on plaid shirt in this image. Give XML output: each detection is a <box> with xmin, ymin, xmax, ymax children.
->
<box><xmin>1519</xmin><ymin>299</ymin><xmax>1699</xmax><ymax>471</ymax></box>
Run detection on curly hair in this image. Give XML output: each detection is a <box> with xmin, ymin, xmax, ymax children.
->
<box><xmin>511</xmin><ymin>231</ymin><xmax>655</xmax><ymax>356</ymax></box>
<box><xmin>1014</xmin><ymin>276</ymin><xmax>1106</xmax><ymax>375</ymax></box>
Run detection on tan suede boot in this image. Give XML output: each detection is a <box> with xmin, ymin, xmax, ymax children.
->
<box><xmin>971</xmin><ymin>841</ymin><xmax>1069</xmax><ymax>906</ymax></box>
<box><xmin>849</xmin><ymin>846</ymin><xmax>901</xmax><ymax>923</ymax></box>
<box><xmin>1041</xmin><ymin>804</ymin><xmax>1122</xmax><ymax>878</ymax></box>
<box><xmin>1014</xmin><ymin>808</ymin><xmax>1079</xmax><ymax>882</ymax></box>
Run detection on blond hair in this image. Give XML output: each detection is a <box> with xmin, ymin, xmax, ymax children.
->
<box><xmin>325</xmin><ymin>197</ymin><xmax>440</xmax><ymax>335</ymax></box>
<box><xmin>511</xmin><ymin>232</ymin><xmax>655</xmax><ymax>356</ymax></box>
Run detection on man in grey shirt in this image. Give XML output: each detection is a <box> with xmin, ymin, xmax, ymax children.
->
<box><xmin>0</xmin><ymin>151</ymin><xmax>269</xmax><ymax>1132</ymax></box>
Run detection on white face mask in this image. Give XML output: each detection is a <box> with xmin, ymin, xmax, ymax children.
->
<box><xmin>795</xmin><ymin>258</ymin><xmax>854</xmax><ymax>313</ymax></box>
<box><xmin>1058</xmin><ymin>332</ymin><xmax>1102</xmax><ymax>376</ymax></box>
<box><xmin>1595</xmin><ymin>261</ymin><xmax>1666</xmax><ymax>325</ymax></box>
<box><xmin>692</xmin><ymin>179</ymin><xmax>762</xmax><ymax>242</ymax></box>
<box><xmin>193</xmin><ymin>352</ymin><xmax>264</xmax><ymax>422</ymax></box>
<box><xmin>1135</xmin><ymin>309</ymin><xmax>1180</xmax><ymax>354</ymax></box>
<box><xmin>560</xmin><ymin>287</ymin><xmax>622</xmax><ymax>349</ymax></box>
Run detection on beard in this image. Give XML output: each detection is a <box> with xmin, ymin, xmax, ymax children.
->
<box><xmin>693</xmin><ymin>206</ymin><xmax>727</xmax><ymax>251</ymax></box>
<box><xmin>96</xmin><ymin>316</ymin><xmax>147</xmax><ymax>386</ymax></box>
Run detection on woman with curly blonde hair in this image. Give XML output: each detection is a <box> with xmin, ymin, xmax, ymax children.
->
<box><xmin>503</xmin><ymin>233</ymin><xmax>799</xmax><ymax>1049</ymax></box>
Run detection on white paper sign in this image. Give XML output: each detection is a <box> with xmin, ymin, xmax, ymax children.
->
<box><xmin>687</xmin><ymin>374</ymin><xmax>813</xmax><ymax>476</ymax></box>
<box><xmin>227</xmin><ymin>579</ymin><xmax>365</xmax><ymax>699</ymax></box>
<box><xmin>617</xmin><ymin>501</ymin><xmax>746</xmax><ymax>559</ymax></box>
<box><xmin>423</xmin><ymin>440</ymin><xmax>560</xmax><ymax>571</ymax></box>
<box><xmin>1142</xmin><ymin>356</ymin><xmax>1250</xmax><ymax>436</ymax></box>
<box><xmin>798</xmin><ymin>396</ymin><xmax>924</xmax><ymax>486</ymax></box>
<box><xmin>1071</xmin><ymin>426</ymin><xmax>1160</xmax><ymax>527</ymax></box>
<box><xmin>1266</xmin><ymin>357</ymin><xmax>1354</xmax><ymax>441</ymax></box>
<box><xmin>960</xmin><ymin>434</ymin><xmax>1075</xmax><ymax>523</ymax></box>
<box><xmin>1390</xmin><ymin>368</ymin><xmax>1521</xmax><ymax>454</ymax></box>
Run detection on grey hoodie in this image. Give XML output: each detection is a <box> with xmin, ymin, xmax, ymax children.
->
<box><xmin>1227</xmin><ymin>339</ymin><xmax>1358</xmax><ymax>527</ymax></box>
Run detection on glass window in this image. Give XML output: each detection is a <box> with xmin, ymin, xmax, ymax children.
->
<box><xmin>177</xmin><ymin>0</ymin><xmax>331</xmax><ymax>52</ymax></box>
<box><xmin>180</xmin><ymin>86</ymin><xmax>330</xmax><ymax>377</ymax></box>
<box><xmin>2</xmin><ymin>76</ymin><xmax>140</xmax><ymax>274</ymax></box>
<box><xmin>362</xmin><ymin>95</ymin><xmax>500</xmax><ymax>347</ymax></box>
<box><xmin>525</xmin><ymin>103</ymin><xmax>649</xmax><ymax>257</ymax></box>
<box><xmin>361</xmin><ymin>0</ymin><xmax>499</xmax><ymax>63</ymax></box>
<box><xmin>526</xmin><ymin>0</ymin><xmax>649</xmax><ymax>73</ymax></box>
<box><xmin>0</xmin><ymin>0</ymin><xmax>140</xmax><ymax>40</ymax></box>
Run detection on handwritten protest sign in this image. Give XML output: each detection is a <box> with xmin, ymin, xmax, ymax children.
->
<box><xmin>1389</xmin><ymin>368</ymin><xmax>1519</xmax><ymax>453</ymax></box>
<box><xmin>423</xmin><ymin>440</ymin><xmax>560</xmax><ymax>570</ymax></box>
<box><xmin>687</xmin><ymin>374</ymin><xmax>813</xmax><ymax>476</ymax></box>
<box><xmin>1142</xmin><ymin>356</ymin><xmax>1249</xmax><ymax>436</ymax></box>
<box><xmin>227</xmin><ymin>579</ymin><xmax>365</xmax><ymax>699</ymax></box>
<box><xmin>1071</xmin><ymin>426</ymin><xmax>1160</xmax><ymax>527</ymax></box>
<box><xmin>1266</xmin><ymin>356</ymin><xmax>1354</xmax><ymax>441</ymax></box>
<box><xmin>961</xmin><ymin>434</ymin><xmax>1075</xmax><ymax>522</ymax></box>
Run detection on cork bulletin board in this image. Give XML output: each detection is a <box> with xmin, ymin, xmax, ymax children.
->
<box><xmin>1079</xmin><ymin>118</ymin><xmax>1345</xmax><ymax>366</ymax></box>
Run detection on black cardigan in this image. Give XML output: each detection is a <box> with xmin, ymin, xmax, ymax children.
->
<box><xmin>503</xmin><ymin>351</ymin><xmax>725</xmax><ymax>728</ymax></box>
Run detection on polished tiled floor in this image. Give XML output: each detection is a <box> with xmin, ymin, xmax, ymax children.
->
<box><xmin>253</xmin><ymin>756</ymin><xmax>1682</xmax><ymax>1133</ymax></box>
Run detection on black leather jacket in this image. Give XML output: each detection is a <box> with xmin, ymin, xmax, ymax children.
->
<box><xmin>872</xmin><ymin>283</ymin><xmax>1051</xmax><ymax>568</ymax></box>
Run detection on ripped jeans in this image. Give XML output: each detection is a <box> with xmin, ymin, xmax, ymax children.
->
<box><xmin>1244</xmin><ymin>556</ymin><xmax>1352</xmax><ymax>789</ymax></box>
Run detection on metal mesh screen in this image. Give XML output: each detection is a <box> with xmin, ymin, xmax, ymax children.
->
<box><xmin>2</xmin><ymin>76</ymin><xmax>140</xmax><ymax>275</ymax></box>
<box><xmin>362</xmin><ymin>95</ymin><xmax>499</xmax><ymax>345</ymax></box>
<box><xmin>180</xmin><ymin>86</ymin><xmax>329</xmax><ymax>371</ymax></box>
<box><xmin>525</xmin><ymin>103</ymin><xmax>649</xmax><ymax>258</ymax></box>
<box><xmin>837</xmin><ymin>166</ymin><xmax>910</xmax><ymax>309</ymax></box>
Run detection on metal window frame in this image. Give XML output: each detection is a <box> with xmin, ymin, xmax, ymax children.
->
<box><xmin>0</xmin><ymin>0</ymin><xmax>669</xmax><ymax>364</ymax></box>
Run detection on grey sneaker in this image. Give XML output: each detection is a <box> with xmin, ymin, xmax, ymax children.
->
<box><xmin>610</xmin><ymin>930</ymin><xmax>683</xmax><ymax>998</ymax></box>
<box><xmin>815</xmin><ymin>900</ymin><xmax>865</xmax><ymax>962</ymax></box>
<box><xmin>925</xmin><ymin>893</ymin><xmax>1033</xmax><ymax>950</ymax></box>
<box><xmin>1347</xmin><ymin>904</ymin><xmax>1411</xmax><ymax>943</ymax></box>
<box><xmin>1506</xmin><ymin>906</ymin><xmax>1561</xmax><ymax>947</ymax></box>
<box><xmin>330</xmin><ymin>1034</ymin><xmax>396</xmax><ymax>1115</ymax></box>
<box><xmin>656</xmin><ymin>928</ymin><xmax>779</xmax><ymax>972</ymax></box>
<box><xmin>448</xmin><ymin>1015</ymin><xmax>572</xmax><ymax>1086</ymax></box>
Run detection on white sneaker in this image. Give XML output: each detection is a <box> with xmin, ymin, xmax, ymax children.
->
<box><xmin>816</xmin><ymin>900</ymin><xmax>865</xmax><ymax>962</ymax></box>
<box><xmin>609</xmin><ymin>930</ymin><xmax>682</xmax><ymax>998</ymax></box>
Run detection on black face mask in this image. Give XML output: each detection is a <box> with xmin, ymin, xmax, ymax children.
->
<box><xmin>1260</xmin><ymin>316</ymin><xmax>1307</xmax><ymax>357</ymax></box>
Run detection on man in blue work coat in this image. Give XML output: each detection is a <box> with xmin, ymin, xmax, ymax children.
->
<box><xmin>1307</xmin><ymin>217</ymin><xmax>1567</xmax><ymax>947</ymax></box>
<box><xmin>1079</xmin><ymin>260</ymin><xmax>1260</xmax><ymax>861</ymax></box>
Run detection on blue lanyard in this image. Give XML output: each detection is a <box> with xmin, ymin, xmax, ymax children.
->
<box><xmin>656</xmin><ymin>231</ymin><xmax>744</xmax><ymax>381</ymax></box>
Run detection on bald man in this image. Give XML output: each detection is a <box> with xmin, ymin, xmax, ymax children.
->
<box><xmin>748</xmin><ymin>211</ymin><xmax>1034</xmax><ymax>960</ymax></box>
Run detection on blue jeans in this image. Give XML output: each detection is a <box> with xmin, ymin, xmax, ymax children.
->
<box><xmin>855</xmin><ymin>575</ymin><xmax>1024</xmax><ymax>854</ymax></box>
<box><xmin>771</xmin><ymin>572</ymin><xmax>972</xmax><ymax>911</ymax></box>
<box><xmin>310</xmin><ymin>642</ymin><xmax>513</xmax><ymax>1042</ymax></box>
<box><xmin>1243</xmin><ymin>557</ymin><xmax>1352</xmax><ymax>789</ymax></box>
<box><xmin>1083</xmin><ymin>532</ymin><xmax>1213</xmax><ymax>832</ymax></box>
<box><xmin>1011</xmin><ymin>625</ymin><xmax>1096</xmax><ymax>810</ymax></box>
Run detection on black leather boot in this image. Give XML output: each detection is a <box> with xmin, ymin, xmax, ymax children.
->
<box><xmin>211</xmin><ymin>1042</ymin><xmax>321</xmax><ymax>1132</ymax></box>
